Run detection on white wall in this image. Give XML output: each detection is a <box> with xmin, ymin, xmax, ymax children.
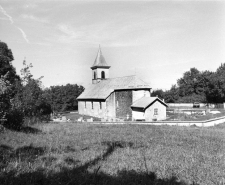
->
<box><xmin>145</xmin><ymin>101</ymin><xmax>167</xmax><ymax>121</ymax></box>
<box><xmin>92</xmin><ymin>68</ymin><xmax>109</xmax><ymax>79</ymax></box>
<box><xmin>132</xmin><ymin>90</ymin><xmax>150</xmax><ymax>103</ymax></box>
<box><xmin>78</xmin><ymin>100</ymin><xmax>107</xmax><ymax>118</ymax></box>
<box><xmin>132</xmin><ymin>109</ymin><xmax>145</xmax><ymax>120</ymax></box>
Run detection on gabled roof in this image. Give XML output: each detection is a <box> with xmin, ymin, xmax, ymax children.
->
<box><xmin>131</xmin><ymin>97</ymin><xmax>168</xmax><ymax>110</ymax></box>
<box><xmin>77</xmin><ymin>75</ymin><xmax>151</xmax><ymax>100</ymax></box>
<box><xmin>91</xmin><ymin>45</ymin><xmax>110</xmax><ymax>69</ymax></box>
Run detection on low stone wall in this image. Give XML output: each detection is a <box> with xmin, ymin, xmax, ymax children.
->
<box><xmin>89</xmin><ymin>116</ymin><xmax>225</xmax><ymax>127</ymax></box>
<box><xmin>167</xmin><ymin>103</ymin><xmax>225</xmax><ymax>109</ymax></box>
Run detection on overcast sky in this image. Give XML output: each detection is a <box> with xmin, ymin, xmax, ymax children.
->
<box><xmin>1</xmin><ymin>0</ymin><xmax>225</xmax><ymax>90</ymax></box>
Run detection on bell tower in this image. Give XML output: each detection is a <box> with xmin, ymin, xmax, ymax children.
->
<box><xmin>91</xmin><ymin>45</ymin><xmax>110</xmax><ymax>84</ymax></box>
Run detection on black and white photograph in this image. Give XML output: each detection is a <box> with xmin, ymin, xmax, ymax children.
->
<box><xmin>0</xmin><ymin>0</ymin><xmax>225</xmax><ymax>184</ymax></box>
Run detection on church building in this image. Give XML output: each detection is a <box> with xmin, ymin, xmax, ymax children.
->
<box><xmin>77</xmin><ymin>46</ymin><xmax>167</xmax><ymax>121</ymax></box>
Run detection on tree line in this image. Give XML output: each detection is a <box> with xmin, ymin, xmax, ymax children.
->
<box><xmin>152</xmin><ymin>66</ymin><xmax>225</xmax><ymax>103</ymax></box>
<box><xmin>0</xmin><ymin>41</ymin><xmax>84</xmax><ymax>129</ymax></box>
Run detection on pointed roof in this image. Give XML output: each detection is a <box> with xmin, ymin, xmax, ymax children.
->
<box><xmin>131</xmin><ymin>97</ymin><xmax>168</xmax><ymax>110</ymax></box>
<box><xmin>77</xmin><ymin>75</ymin><xmax>151</xmax><ymax>100</ymax></box>
<box><xmin>91</xmin><ymin>45</ymin><xmax>110</xmax><ymax>69</ymax></box>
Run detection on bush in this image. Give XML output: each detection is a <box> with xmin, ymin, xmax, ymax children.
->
<box><xmin>5</xmin><ymin>108</ymin><xmax>24</xmax><ymax>129</ymax></box>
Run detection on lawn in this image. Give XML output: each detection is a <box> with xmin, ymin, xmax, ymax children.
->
<box><xmin>0</xmin><ymin>122</ymin><xmax>225</xmax><ymax>185</ymax></box>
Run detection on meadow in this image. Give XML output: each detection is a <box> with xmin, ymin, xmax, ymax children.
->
<box><xmin>0</xmin><ymin>122</ymin><xmax>225</xmax><ymax>185</ymax></box>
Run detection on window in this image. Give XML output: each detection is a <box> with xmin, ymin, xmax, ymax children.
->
<box><xmin>92</xmin><ymin>101</ymin><xmax>93</xmax><ymax>109</ymax></box>
<box><xmin>154</xmin><ymin>108</ymin><xmax>158</xmax><ymax>115</ymax></box>
<box><xmin>116</xmin><ymin>101</ymin><xmax>119</xmax><ymax>107</ymax></box>
<box><xmin>101</xmin><ymin>71</ymin><xmax>105</xmax><ymax>79</ymax></box>
<box><xmin>94</xmin><ymin>71</ymin><xmax>96</xmax><ymax>79</ymax></box>
<box><xmin>85</xmin><ymin>101</ymin><xmax>86</xmax><ymax>108</ymax></box>
<box><xmin>99</xmin><ymin>102</ymin><xmax>102</xmax><ymax>109</ymax></box>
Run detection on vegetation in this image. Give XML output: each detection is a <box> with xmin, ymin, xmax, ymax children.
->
<box><xmin>43</xmin><ymin>84</ymin><xmax>84</xmax><ymax>113</ymax></box>
<box><xmin>0</xmin><ymin>123</ymin><xmax>224</xmax><ymax>185</ymax></box>
<box><xmin>152</xmin><ymin>65</ymin><xmax>225</xmax><ymax>103</ymax></box>
<box><xmin>0</xmin><ymin>41</ymin><xmax>83</xmax><ymax>129</ymax></box>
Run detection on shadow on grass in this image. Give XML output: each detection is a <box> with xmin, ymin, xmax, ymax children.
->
<box><xmin>0</xmin><ymin>141</ymin><xmax>197</xmax><ymax>185</ymax></box>
<box><xmin>0</xmin><ymin>144</ymin><xmax>46</xmax><ymax>170</ymax></box>
<box><xmin>19</xmin><ymin>126</ymin><xmax>42</xmax><ymax>134</ymax></box>
<box><xmin>3</xmin><ymin>125</ymin><xmax>42</xmax><ymax>134</ymax></box>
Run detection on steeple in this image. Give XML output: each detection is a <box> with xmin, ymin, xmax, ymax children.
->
<box><xmin>91</xmin><ymin>45</ymin><xmax>110</xmax><ymax>84</ymax></box>
<box><xmin>91</xmin><ymin>45</ymin><xmax>110</xmax><ymax>69</ymax></box>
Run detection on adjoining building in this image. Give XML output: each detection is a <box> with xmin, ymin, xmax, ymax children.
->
<box><xmin>77</xmin><ymin>46</ymin><xmax>167</xmax><ymax>121</ymax></box>
<box><xmin>131</xmin><ymin>97</ymin><xmax>168</xmax><ymax>121</ymax></box>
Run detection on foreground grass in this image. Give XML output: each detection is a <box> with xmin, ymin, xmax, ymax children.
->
<box><xmin>0</xmin><ymin>123</ymin><xmax>225</xmax><ymax>185</ymax></box>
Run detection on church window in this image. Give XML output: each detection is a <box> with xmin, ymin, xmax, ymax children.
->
<box><xmin>101</xmin><ymin>71</ymin><xmax>105</xmax><ymax>79</ymax></box>
<box><xmin>154</xmin><ymin>108</ymin><xmax>158</xmax><ymax>115</ymax></box>
<box><xmin>94</xmin><ymin>71</ymin><xmax>96</xmax><ymax>79</ymax></box>
<box><xmin>92</xmin><ymin>101</ymin><xmax>93</xmax><ymax>109</ymax></box>
<box><xmin>99</xmin><ymin>102</ymin><xmax>102</xmax><ymax>109</ymax></box>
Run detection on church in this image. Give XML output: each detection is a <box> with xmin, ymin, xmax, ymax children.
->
<box><xmin>77</xmin><ymin>46</ymin><xmax>167</xmax><ymax>121</ymax></box>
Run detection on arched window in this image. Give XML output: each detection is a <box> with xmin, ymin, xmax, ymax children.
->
<box><xmin>94</xmin><ymin>71</ymin><xmax>96</xmax><ymax>79</ymax></box>
<box><xmin>101</xmin><ymin>71</ymin><xmax>105</xmax><ymax>79</ymax></box>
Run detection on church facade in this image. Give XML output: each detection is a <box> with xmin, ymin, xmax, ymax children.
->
<box><xmin>77</xmin><ymin>46</ymin><xmax>167</xmax><ymax>121</ymax></box>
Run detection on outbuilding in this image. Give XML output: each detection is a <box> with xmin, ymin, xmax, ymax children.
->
<box><xmin>131</xmin><ymin>97</ymin><xmax>168</xmax><ymax>121</ymax></box>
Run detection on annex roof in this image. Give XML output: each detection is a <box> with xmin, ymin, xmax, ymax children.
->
<box><xmin>91</xmin><ymin>45</ymin><xmax>110</xmax><ymax>69</ymax></box>
<box><xmin>77</xmin><ymin>75</ymin><xmax>151</xmax><ymax>100</ymax></box>
<box><xmin>131</xmin><ymin>97</ymin><xmax>168</xmax><ymax>110</ymax></box>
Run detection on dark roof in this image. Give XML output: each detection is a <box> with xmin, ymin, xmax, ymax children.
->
<box><xmin>91</xmin><ymin>46</ymin><xmax>110</xmax><ymax>69</ymax></box>
<box><xmin>131</xmin><ymin>97</ymin><xmax>168</xmax><ymax>110</ymax></box>
<box><xmin>77</xmin><ymin>75</ymin><xmax>151</xmax><ymax>100</ymax></box>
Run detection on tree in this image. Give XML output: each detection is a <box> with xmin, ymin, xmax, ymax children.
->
<box><xmin>164</xmin><ymin>85</ymin><xmax>179</xmax><ymax>103</ymax></box>
<box><xmin>0</xmin><ymin>41</ymin><xmax>20</xmax><ymax>85</ymax></box>
<box><xmin>43</xmin><ymin>84</ymin><xmax>84</xmax><ymax>112</ymax></box>
<box><xmin>205</xmin><ymin>63</ymin><xmax>225</xmax><ymax>103</ymax></box>
<box><xmin>151</xmin><ymin>89</ymin><xmax>165</xmax><ymax>99</ymax></box>
<box><xmin>0</xmin><ymin>75</ymin><xmax>11</xmax><ymax>119</ymax></box>
<box><xmin>0</xmin><ymin>41</ymin><xmax>20</xmax><ymax>124</ymax></box>
<box><xmin>11</xmin><ymin>60</ymin><xmax>52</xmax><ymax>124</ymax></box>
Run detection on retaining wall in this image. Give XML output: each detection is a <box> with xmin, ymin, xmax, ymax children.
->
<box><xmin>89</xmin><ymin>116</ymin><xmax>225</xmax><ymax>127</ymax></box>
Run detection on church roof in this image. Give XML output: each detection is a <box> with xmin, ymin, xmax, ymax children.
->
<box><xmin>77</xmin><ymin>75</ymin><xmax>151</xmax><ymax>100</ymax></box>
<box><xmin>131</xmin><ymin>97</ymin><xmax>168</xmax><ymax>110</ymax></box>
<box><xmin>91</xmin><ymin>46</ymin><xmax>110</xmax><ymax>69</ymax></box>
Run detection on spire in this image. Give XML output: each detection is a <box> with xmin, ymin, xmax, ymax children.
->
<box><xmin>91</xmin><ymin>45</ymin><xmax>110</xmax><ymax>69</ymax></box>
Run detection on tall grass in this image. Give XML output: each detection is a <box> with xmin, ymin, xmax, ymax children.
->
<box><xmin>0</xmin><ymin>122</ymin><xmax>224</xmax><ymax>184</ymax></box>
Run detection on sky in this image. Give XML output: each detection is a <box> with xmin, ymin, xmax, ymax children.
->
<box><xmin>0</xmin><ymin>0</ymin><xmax>225</xmax><ymax>90</ymax></box>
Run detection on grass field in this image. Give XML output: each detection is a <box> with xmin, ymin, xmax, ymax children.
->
<box><xmin>0</xmin><ymin>122</ymin><xmax>225</xmax><ymax>185</ymax></box>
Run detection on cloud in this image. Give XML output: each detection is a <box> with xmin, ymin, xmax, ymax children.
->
<box><xmin>0</xmin><ymin>5</ymin><xmax>30</xmax><ymax>44</ymax></box>
<box><xmin>22</xmin><ymin>3</ymin><xmax>38</xmax><ymax>9</ymax></box>
<box><xmin>0</xmin><ymin>5</ymin><xmax>13</xmax><ymax>24</ymax></box>
<box><xmin>17</xmin><ymin>27</ymin><xmax>29</xmax><ymax>43</ymax></box>
<box><xmin>21</xmin><ymin>14</ymin><xmax>48</xmax><ymax>23</ymax></box>
<box><xmin>56</xmin><ymin>24</ymin><xmax>86</xmax><ymax>43</ymax></box>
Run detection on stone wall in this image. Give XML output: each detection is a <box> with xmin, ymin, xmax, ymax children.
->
<box><xmin>115</xmin><ymin>90</ymin><xmax>132</xmax><ymax>120</ymax></box>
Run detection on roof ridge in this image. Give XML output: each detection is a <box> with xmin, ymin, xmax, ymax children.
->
<box><xmin>107</xmin><ymin>75</ymin><xmax>136</xmax><ymax>80</ymax></box>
